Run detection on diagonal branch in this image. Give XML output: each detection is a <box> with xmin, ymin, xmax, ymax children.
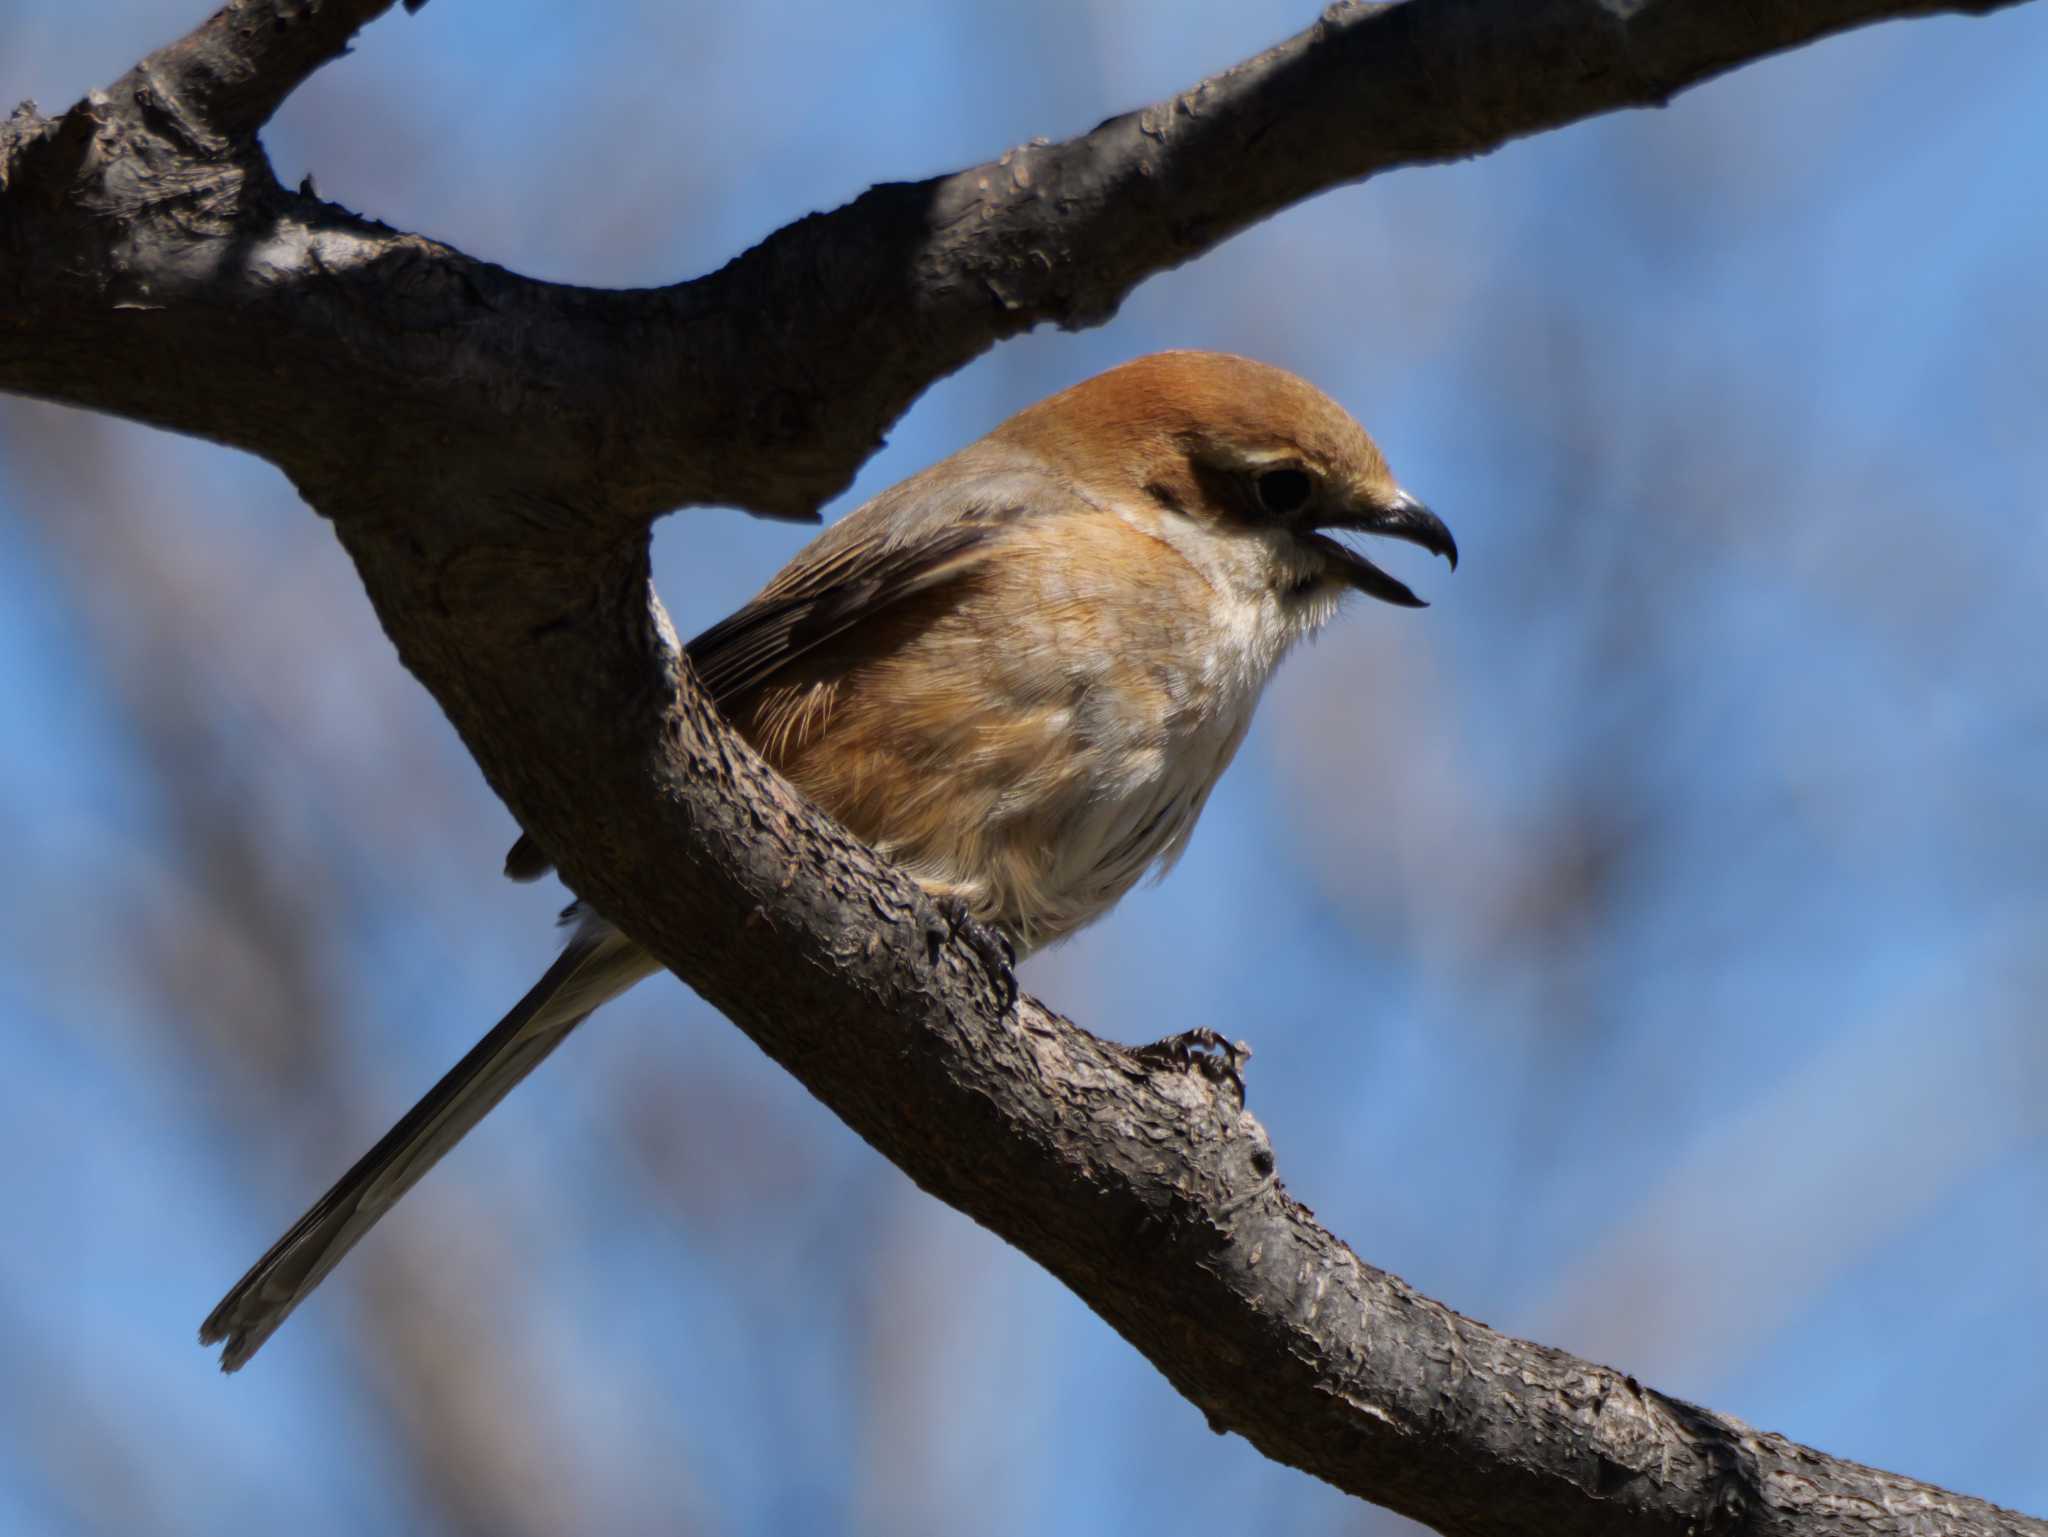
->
<box><xmin>127</xmin><ymin>0</ymin><xmax>405</xmax><ymax>140</ymax></box>
<box><xmin>1</xmin><ymin>0</ymin><xmax>2033</xmax><ymax>524</ymax></box>
<box><xmin>1</xmin><ymin>2</ymin><xmax>2042</xmax><ymax>1533</ymax></box>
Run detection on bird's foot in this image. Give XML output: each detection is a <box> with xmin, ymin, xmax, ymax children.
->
<box><xmin>929</xmin><ymin>895</ymin><xmax>1017</xmax><ymax>1011</ymax></box>
<box><xmin>1133</xmin><ymin>1028</ymin><xmax>1251</xmax><ymax>1101</ymax></box>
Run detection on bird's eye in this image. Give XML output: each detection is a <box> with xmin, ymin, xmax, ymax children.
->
<box><xmin>1253</xmin><ymin>467</ymin><xmax>1315</xmax><ymax>517</ymax></box>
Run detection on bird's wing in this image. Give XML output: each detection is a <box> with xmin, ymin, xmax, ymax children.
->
<box><xmin>503</xmin><ymin>455</ymin><xmax>1081</xmax><ymax>882</ymax></box>
<box><xmin>683</xmin><ymin>518</ymin><xmax>995</xmax><ymax>704</ymax></box>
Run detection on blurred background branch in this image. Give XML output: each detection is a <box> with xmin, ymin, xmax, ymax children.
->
<box><xmin>0</xmin><ymin>2</ymin><xmax>2044</xmax><ymax>1536</ymax></box>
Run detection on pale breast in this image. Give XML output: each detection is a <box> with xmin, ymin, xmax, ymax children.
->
<box><xmin>750</xmin><ymin>501</ymin><xmax>1318</xmax><ymax>953</ymax></box>
<box><xmin>915</xmin><ymin>509</ymin><xmax>1304</xmax><ymax>949</ymax></box>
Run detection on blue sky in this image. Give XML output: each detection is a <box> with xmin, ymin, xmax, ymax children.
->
<box><xmin>2</xmin><ymin>3</ymin><xmax>2045</xmax><ymax>1534</ymax></box>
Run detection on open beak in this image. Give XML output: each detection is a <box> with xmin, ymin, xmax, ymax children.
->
<box><xmin>1305</xmin><ymin>491</ymin><xmax>1458</xmax><ymax>608</ymax></box>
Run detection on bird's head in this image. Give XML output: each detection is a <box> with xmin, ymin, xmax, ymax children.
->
<box><xmin>993</xmin><ymin>349</ymin><xmax>1456</xmax><ymax>614</ymax></box>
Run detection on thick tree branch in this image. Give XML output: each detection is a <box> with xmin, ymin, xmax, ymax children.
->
<box><xmin>2</xmin><ymin>2</ymin><xmax>2040</xmax><ymax>1534</ymax></box>
<box><xmin>132</xmin><ymin>0</ymin><xmax>399</xmax><ymax>139</ymax></box>
<box><xmin>0</xmin><ymin>0</ymin><xmax>2030</xmax><ymax>525</ymax></box>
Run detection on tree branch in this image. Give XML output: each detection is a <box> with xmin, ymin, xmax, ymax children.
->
<box><xmin>2</xmin><ymin>0</ymin><xmax>2031</xmax><ymax>523</ymax></box>
<box><xmin>130</xmin><ymin>0</ymin><xmax>402</xmax><ymax>140</ymax></box>
<box><xmin>2</xmin><ymin>2</ymin><xmax>2040</xmax><ymax>1533</ymax></box>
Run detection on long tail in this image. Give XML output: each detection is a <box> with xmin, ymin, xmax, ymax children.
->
<box><xmin>199</xmin><ymin>925</ymin><xmax>657</xmax><ymax>1372</ymax></box>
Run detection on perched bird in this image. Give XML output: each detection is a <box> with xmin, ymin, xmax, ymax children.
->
<box><xmin>199</xmin><ymin>350</ymin><xmax>1456</xmax><ymax>1370</ymax></box>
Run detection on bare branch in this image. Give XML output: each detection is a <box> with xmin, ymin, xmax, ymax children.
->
<box><xmin>0</xmin><ymin>0</ymin><xmax>2032</xmax><ymax>524</ymax></box>
<box><xmin>132</xmin><ymin>0</ymin><xmax>403</xmax><ymax>140</ymax></box>
<box><xmin>1</xmin><ymin>2</ymin><xmax>2041</xmax><ymax>1533</ymax></box>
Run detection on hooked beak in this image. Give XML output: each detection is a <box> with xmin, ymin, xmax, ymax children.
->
<box><xmin>1304</xmin><ymin>490</ymin><xmax>1458</xmax><ymax>608</ymax></box>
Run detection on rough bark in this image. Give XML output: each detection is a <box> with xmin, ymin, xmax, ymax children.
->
<box><xmin>2</xmin><ymin>1</ymin><xmax>2040</xmax><ymax>1533</ymax></box>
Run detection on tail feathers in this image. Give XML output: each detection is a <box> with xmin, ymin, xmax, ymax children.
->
<box><xmin>200</xmin><ymin>928</ymin><xmax>657</xmax><ymax>1372</ymax></box>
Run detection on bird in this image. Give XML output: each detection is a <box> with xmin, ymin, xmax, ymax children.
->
<box><xmin>199</xmin><ymin>349</ymin><xmax>1456</xmax><ymax>1371</ymax></box>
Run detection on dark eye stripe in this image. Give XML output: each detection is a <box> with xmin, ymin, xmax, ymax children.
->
<box><xmin>1145</xmin><ymin>479</ymin><xmax>1188</xmax><ymax>515</ymax></box>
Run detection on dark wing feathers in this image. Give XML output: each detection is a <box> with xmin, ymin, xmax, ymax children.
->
<box><xmin>684</xmin><ymin>521</ymin><xmax>993</xmax><ymax>704</ymax></box>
